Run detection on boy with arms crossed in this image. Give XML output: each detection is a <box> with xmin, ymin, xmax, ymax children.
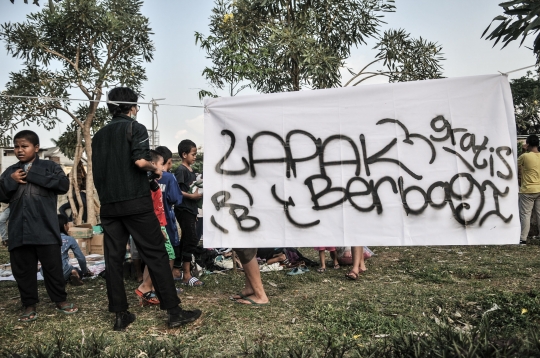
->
<box><xmin>0</xmin><ymin>130</ymin><xmax>77</xmax><ymax>322</ymax></box>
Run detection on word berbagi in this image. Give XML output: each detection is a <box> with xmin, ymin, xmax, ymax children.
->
<box><xmin>210</xmin><ymin>115</ymin><xmax>514</xmax><ymax>233</ymax></box>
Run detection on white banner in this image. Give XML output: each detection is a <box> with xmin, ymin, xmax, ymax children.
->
<box><xmin>203</xmin><ymin>75</ymin><xmax>520</xmax><ymax>248</ymax></box>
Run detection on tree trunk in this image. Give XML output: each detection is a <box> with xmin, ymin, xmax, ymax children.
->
<box><xmin>72</xmin><ymin>128</ymin><xmax>85</xmax><ymax>225</ymax></box>
<box><xmin>83</xmin><ymin>119</ymin><xmax>97</xmax><ymax>225</ymax></box>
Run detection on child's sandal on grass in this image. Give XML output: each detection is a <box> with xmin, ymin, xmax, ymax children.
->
<box><xmin>135</xmin><ymin>289</ymin><xmax>160</xmax><ymax>305</ymax></box>
<box><xmin>317</xmin><ymin>267</ymin><xmax>327</xmax><ymax>273</ymax></box>
<box><xmin>56</xmin><ymin>303</ymin><xmax>78</xmax><ymax>315</ymax></box>
<box><xmin>182</xmin><ymin>277</ymin><xmax>204</xmax><ymax>287</ymax></box>
<box><xmin>333</xmin><ymin>263</ymin><xmax>340</xmax><ymax>269</ymax></box>
<box><xmin>345</xmin><ymin>271</ymin><xmax>359</xmax><ymax>280</ymax></box>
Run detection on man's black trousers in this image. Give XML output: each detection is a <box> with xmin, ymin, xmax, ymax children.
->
<box><xmin>101</xmin><ymin>210</ymin><xmax>180</xmax><ymax>312</ymax></box>
<box><xmin>10</xmin><ymin>244</ymin><xmax>67</xmax><ymax>307</ymax></box>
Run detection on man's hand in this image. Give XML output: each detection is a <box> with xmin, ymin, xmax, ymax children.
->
<box><xmin>11</xmin><ymin>169</ymin><xmax>27</xmax><ymax>184</ymax></box>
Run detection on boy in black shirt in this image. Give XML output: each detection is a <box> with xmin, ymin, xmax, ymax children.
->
<box><xmin>174</xmin><ymin>140</ymin><xmax>204</xmax><ymax>286</ymax></box>
<box><xmin>0</xmin><ymin>130</ymin><xmax>77</xmax><ymax>322</ymax></box>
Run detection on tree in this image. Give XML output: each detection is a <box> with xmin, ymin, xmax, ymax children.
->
<box><xmin>51</xmin><ymin>107</ymin><xmax>110</xmax><ymax>160</ymax></box>
<box><xmin>482</xmin><ymin>1</ymin><xmax>540</xmax><ymax>64</ymax></box>
<box><xmin>344</xmin><ymin>28</ymin><xmax>444</xmax><ymax>86</ymax></box>
<box><xmin>196</xmin><ymin>0</ymin><xmax>444</xmax><ymax>96</ymax></box>
<box><xmin>197</xmin><ymin>0</ymin><xmax>397</xmax><ymax>94</ymax></box>
<box><xmin>8</xmin><ymin>0</ymin><xmax>60</xmax><ymax>11</ymax></box>
<box><xmin>0</xmin><ymin>0</ymin><xmax>155</xmax><ymax>225</ymax></box>
<box><xmin>510</xmin><ymin>72</ymin><xmax>540</xmax><ymax>135</ymax></box>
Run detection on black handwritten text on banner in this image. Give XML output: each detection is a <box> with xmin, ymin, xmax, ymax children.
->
<box><xmin>203</xmin><ymin>75</ymin><xmax>519</xmax><ymax>247</ymax></box>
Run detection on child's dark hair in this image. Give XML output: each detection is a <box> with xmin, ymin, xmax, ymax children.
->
<box><xmin>150</xmin><ymin>149</ymin><xmax>163</xmax><ymax>164</ymax></box>
<box><xmin>13</xmin><ymin>130</ymin><xmax>39</xmax><ymax>146</ymax></box>
<box><xmin>58</xmin><ymin>214</ymin><xmax>68</xmax><ymax>235</ymax></box>
<box><xmin>107</xmin><ymin>87</ymin><xmax>138</xmax><ymax>116</ymax></box>
<box><xmin>527</xmin><ymin>134</ymin><xmax>539</xmax><ymax>148</ymax></box>
<box><xmin>155</xmin><ymin>146</ymin><xmax>173</xmax><ymax>163</ymax></box>
<box><xmin>178</xmin><ymin>140</ymin><xmax>196</xmax><ymax>158</ymax></box>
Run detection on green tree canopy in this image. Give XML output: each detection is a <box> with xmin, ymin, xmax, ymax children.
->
<box><xmin>483</xmin><ymin>1</ymin><xmax>540</xmax><ymax>64</ymax></box>
<box><xmin>0</xmin><ymin>0</ymin><xmax>155</xmax><ymax>224</ymax></box>
<box><xmin>511</xmin><ymin>72</ymin><xmax>540</xmax><ymax>135</ymax></box>
<box><xmin>196</xmin><ymin>0</ymin><xmax>444</xmax><ymax>97</ymax></box>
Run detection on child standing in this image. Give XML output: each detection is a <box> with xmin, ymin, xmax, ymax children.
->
<box><xmin>314</xmin><ymin>247</ymin><xmax>339</xmax><ymax>273</ymax></box>
<box><xmin>0</xmin><ymin>130</ymin><xmax>77</xmax><ymax>322</ymax></box>
<box><xmin>154</xmin><ymin>146</ymin><xmax>184</xmax><ymax>280</ymax></box>
<box><xmin>134</xmin><ymin>150</ymin><xmax>177</xmax><ymax>305</ymax></box>
<box><xmin>174</xmin><ymin>140</ymin><xmax>204</xmax><ymax>287</ymax></box>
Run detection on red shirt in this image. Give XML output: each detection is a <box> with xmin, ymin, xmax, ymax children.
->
<box><xmin>151</xmin><ymin>184</ymin><xmax>167</xmax><ymax>226</ymax></box>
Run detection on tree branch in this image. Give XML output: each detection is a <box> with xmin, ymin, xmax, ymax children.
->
<box><xmin>344</xmin><ymin>58</ymin><xmax>382</xmax><ymax>87</ymax></box>
<box><xmin>352</xmin><ymin>73</ymin><xmax>388</xmax><ymax>86</ymax></box>
<box><xmin>40</xmin><ymin>45</ymin><xmax>78</xmax><ymax>71</ymax></box>
<box><xmin>54</xmin><ymin>105</ymin><xmax>84</xmax><ymax>128</ymax></box>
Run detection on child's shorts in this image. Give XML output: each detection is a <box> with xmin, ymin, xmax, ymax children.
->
<box><xmin>162</xmin><ymin>227</ymin><xmax>175</xmax><ymax>261</ymax></box>
<box><xmin>129</xmin><ymin>230</ymin><xmax>175</xmax><ymax>261</ymax></box>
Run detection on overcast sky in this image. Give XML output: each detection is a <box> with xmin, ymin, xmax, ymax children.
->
<box><xmin>0</xmin><ymin>0</ymin><xmax>536</xmax><ymax>151</ymax></box>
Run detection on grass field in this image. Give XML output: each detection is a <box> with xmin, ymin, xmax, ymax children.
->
<box><xmin>0</xmin><ymin>244</ymin><xmax>539</xmax><ymax>357</ymax></box>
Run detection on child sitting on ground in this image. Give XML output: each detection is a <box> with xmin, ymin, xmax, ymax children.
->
<box><xmin>314</xmin><ymin>247</ymin><xmax>339</xmax><ymax>273</ymax></box>
<box><xmin>134</xmin><ymin>150</ymin><xmax>177</xmax><ymax>305</ymax></box>
<box><xmin>0</xmin><ymin>130</ymin><xmax>77</xmax><ymax>322</ymax></box>
<box><xmin>57</xmin><ymin>214</ymin><xmax>90</xmax><ymax>286</ymax></box>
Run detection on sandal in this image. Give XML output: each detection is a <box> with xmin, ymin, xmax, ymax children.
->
<box><xmin>333</xmin><ymin>263</ymin><xmax>340</xmax><ymax>269</ymax></box>
<box><xmin>19</xmin><ymin>307</ymin><xmax>38</xmax><ymax>322</ymax></box>
<box><xmin>69</xmin><ymin>274</ymin><xmax>84</xmax><ymax>286</ymax></box>
<box><xmin>317</xmin><ymin>267</ymin><xmax>327</xmax><ymax>273</ymax></box>
<box><xmin>234</xmin><ymin>296</ymin><xmax>269</xmax><ymax>306</ymax></box>
<box><xmin>182</xmin><ymin>277</ymin><xmax>204</xmax><ymax>287</ymax></box>
<box><xmin>56</xmin><ymin>303</ymin><xmax>78</xmax><ymax>315</ymax></box>
<box><xmin>135</xmin><ymin>289</ymin><xmax>160</xmax><ymax>305</ymax></box>
<box><xmin>287</xmin><ymin>267</ymin><xmax>302</xmax><ymax>275</ymax></box>
<box><xmin>345</xmin><ymin>271</ymin><xmax>359</xmax><ymax>280</ymax></box>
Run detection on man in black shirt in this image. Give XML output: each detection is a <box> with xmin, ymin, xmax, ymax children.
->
<box><xmin>92</xmin><ymin>87</ymin><xmax>201</xmax><ymax>331</ymax></box>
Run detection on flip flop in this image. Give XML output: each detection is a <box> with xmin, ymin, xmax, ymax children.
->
<box><xmin>182</xmin><ymin>277</ymin><xmax>204</xmax><ymax>287</ymax></box>
<box><xmin>234</xmin><ymin>296</ymin><xmax>269</xmax><ymax>306</ymax></box>
<box><xmin>287</xmin><ymin>267</ymin><xmax>305</xmax><ymax>276</ymax></box>
<box><xmin>333</xmin><ymin>264</ymin><xmax>340</xmax><ymax>269</ymax></box>
<box><xmin>317</xmin><ymin>267</ymin><xmax>327</xmax><ymax>273</ymax></box>
<box><xmin>19</xmin><ymin>310</ymin><xmax>38</xmax><ymax>322</ymax></box>
<box><xmin>56</xmin><ymin>303</ymin><xmax>78</xmax><ymax>315</ymax></box>
<box><xmin>70</xmin><ymin>274</ymin><xmax>84</xmax><ymax>286</ymax></box>
<box><xmin>135</xmin><ymin>289</ymin><xmax>160</xmax><ymax>305</ymax></box>
<box><xmin>345</xmin><ymin>271</ymin><xmax>359</xmax><ymax>280</ymax></box>
<box><xmin>229</xmin><ymin>292</ymin><xmax>248</xmax><ymax>301</ymax></box>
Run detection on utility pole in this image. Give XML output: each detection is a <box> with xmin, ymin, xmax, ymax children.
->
<box><xmin>150</xmin><ymin>98</ymin><xmax>165</xmax><ymax>149</ymax></box>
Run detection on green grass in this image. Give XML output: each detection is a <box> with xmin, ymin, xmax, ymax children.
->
<box><xmin>0</xmin><ymin>244</ymin><xmax>540</xmax><ymax>357</ymax></box>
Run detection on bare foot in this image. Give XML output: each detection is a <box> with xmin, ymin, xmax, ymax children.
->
<box><xmin>69</xmin><ymin>269</ymin><xmax>84</xmax><ymax>286</ymax></box>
